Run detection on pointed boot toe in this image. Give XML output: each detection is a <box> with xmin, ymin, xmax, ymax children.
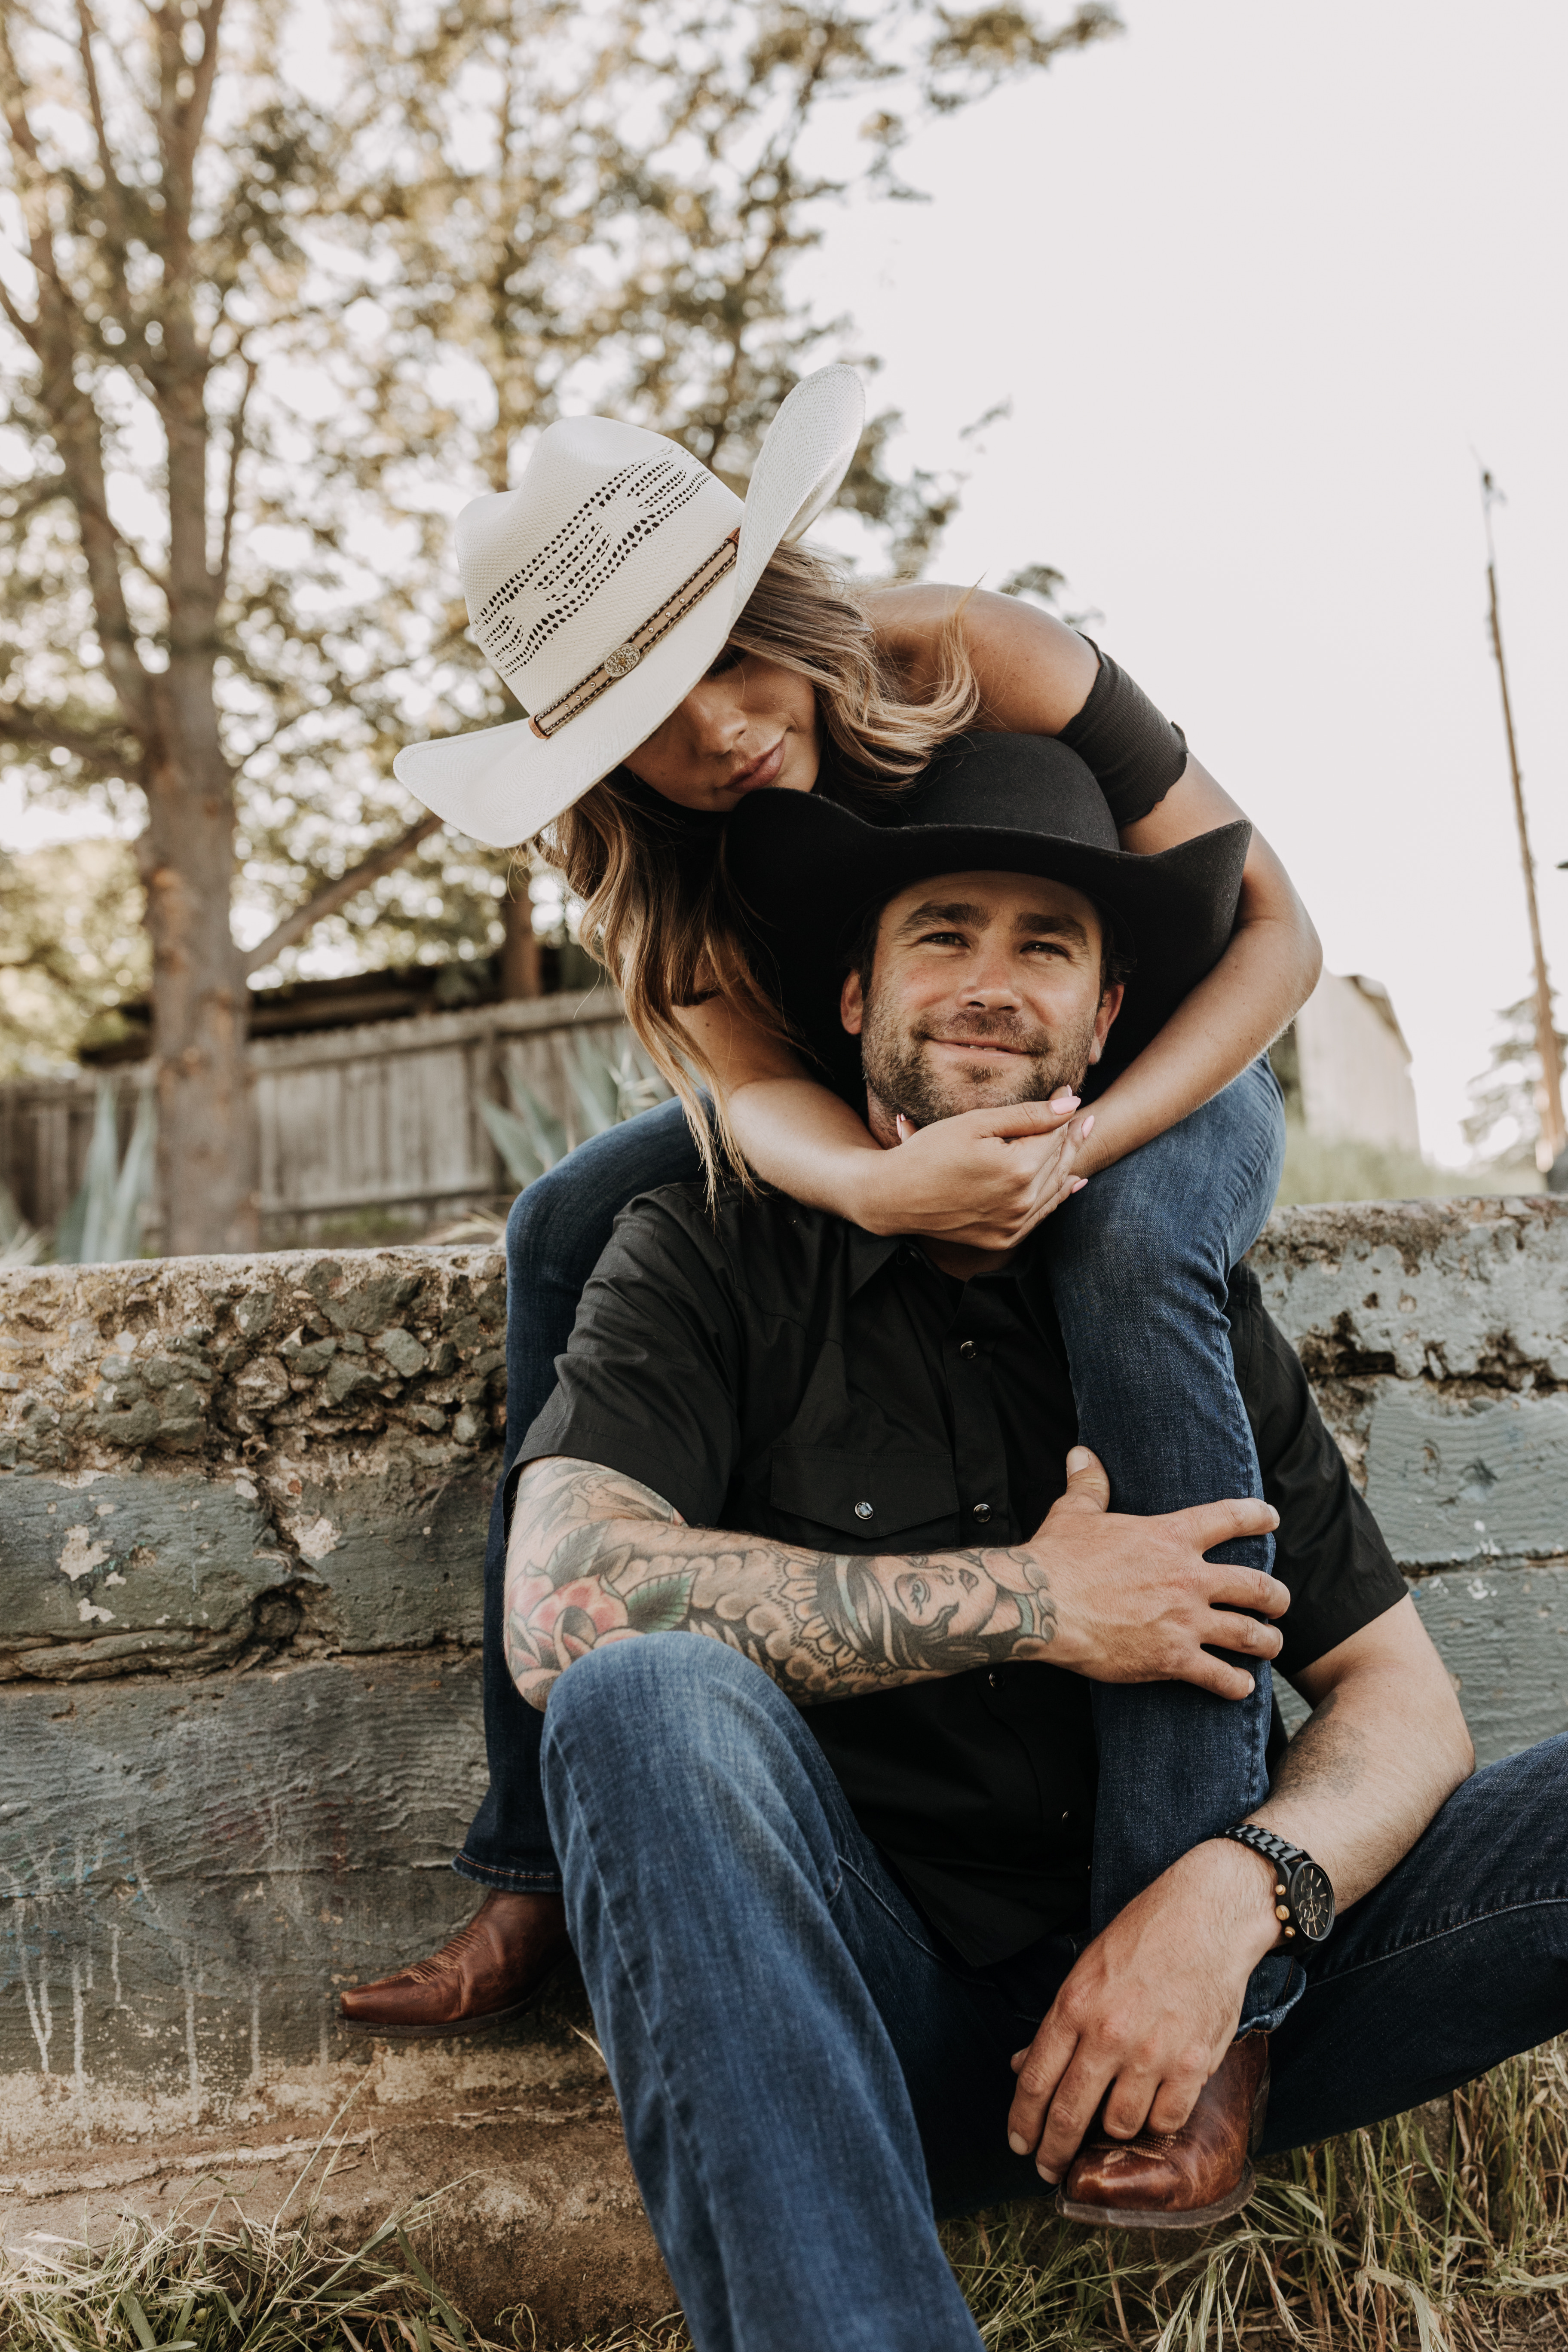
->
<box><xmin>1057</xmin><ymin>2029</ymin><xmax>1270</xmax><ymax>2232</ymax></box>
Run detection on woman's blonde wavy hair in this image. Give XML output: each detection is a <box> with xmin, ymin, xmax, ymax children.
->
<box><xmin>532</xmin><ymin>540</ymin><xmax>979</xmax><ymax>1191</ymax></box>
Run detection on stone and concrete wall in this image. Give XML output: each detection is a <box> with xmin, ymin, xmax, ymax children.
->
<box><xmin>1252</xmin><ymin>1197</ymin><xmax>1568</xmax><ymax>1756</ymax></box>
<box><xmin>1</xmin><ymin>1196</ymin><xmax>1565</xmax><ymax>2330</ymax></box>
<box><xmin>1</xmin><ymin>1245</ymin><xmax>512</xmax><ymax>2129</ymax></box>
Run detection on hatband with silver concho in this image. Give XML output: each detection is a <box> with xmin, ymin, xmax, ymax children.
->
<box><xmin>527</xmin><ymin>529</ymin><xmax>742</xmax><ymax>741</ymax></box>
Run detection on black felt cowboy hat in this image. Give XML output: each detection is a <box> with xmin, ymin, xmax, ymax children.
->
<box><xmin>724</xmin><ymin>731</ymin><xmax>1251</xmax><ymax>1098</ymax></box>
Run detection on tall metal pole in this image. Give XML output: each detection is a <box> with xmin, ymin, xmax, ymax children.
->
<box><xmin>1479</xmin><ymin>469</ymin><xmax>1565</xmax><ymax>1165</ymax></box>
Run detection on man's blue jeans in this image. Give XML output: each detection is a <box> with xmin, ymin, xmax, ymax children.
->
<box><xmin>544</xmin><ymin>1635</ymin><xmax>1568</xmax><ymax>2352</ymax></box>
<box><xmin>458</xmin><ymin>1059</ymin><xmax>1289</xmax><ymax>1982</ymax></box>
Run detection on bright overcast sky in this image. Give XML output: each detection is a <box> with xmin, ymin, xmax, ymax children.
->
<box><xmin>811</xmin><ymin>0</ymin><xmax>1568</xmax><ymax>1167</ymax></box>
<box><xmin>5</xmin><ymin>0</ymin><xmax>1562</xmax><ymax>1166</ymax></box>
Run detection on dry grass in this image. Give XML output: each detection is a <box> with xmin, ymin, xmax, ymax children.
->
<box><xmin>1272</xmin><ymin>1124</ymin><xmax>1541</xmax><ymax>1209</ymax></box>
<box><xmin>0</xmin><ymin>2127</ymin><xmax>479</xmax><ymax>2352</ymax></box>
<box><xmin>944</xmin><ymin>2046</ymin><xmax>1568</xmax><ymax>2352</ymax></box>
<box><xmin>6</xmin><ymin>2047</ymin><xmax>1568</xmax><ymax>2352</ymax></box>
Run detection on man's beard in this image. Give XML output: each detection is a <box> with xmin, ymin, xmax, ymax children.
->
<box><xmin>860</xmin><ymin>989</ymin><xmax>1101</xmax><ymax>1127</ymax></box>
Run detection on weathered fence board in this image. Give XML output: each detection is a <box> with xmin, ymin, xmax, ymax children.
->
<box><xmin>0</xmin><ymin>989</ymin><xmax>632</xmax><ymax>1246</ymax></box>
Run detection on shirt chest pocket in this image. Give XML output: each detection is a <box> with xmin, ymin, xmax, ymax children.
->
<box><xmin>766</xmin><ymin>1446</ymin><xmax>960</xmax><ymax>1550</ymax></box>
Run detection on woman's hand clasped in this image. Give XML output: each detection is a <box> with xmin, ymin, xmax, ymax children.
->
<box><xmin>858</xmin><ymin>1092</ymin><xmax>1093</xmax><ymax>1250</ymax></box>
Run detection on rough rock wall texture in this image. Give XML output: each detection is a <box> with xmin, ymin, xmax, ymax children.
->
<box><xmin>0</xmin><ymin>1243</ymin><xmax>514</xmax><ymax>2164</ymax></box>
<box><xmin>1250</xmin><ymin>1197</ymin><xmax>1568</xmax><ymax>1761</ymax></box>
<box><xmin>2</xmin><ymin>1198</ymin><xmax>1565</xmax><ymax>2177</ymax></box>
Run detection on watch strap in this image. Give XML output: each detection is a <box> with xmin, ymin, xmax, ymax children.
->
<box><xmin>1220</xmin><ymin>1823</ymin><xmax>1310</xmax><ymax>1875</ymax></box>
<box><xmin>1219</xmin><ymin>1822</ymin><xmax>1333</xmax><ymax>1944</ymax></box>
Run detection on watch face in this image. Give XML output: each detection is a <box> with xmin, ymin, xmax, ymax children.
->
<box><xmin>1290</xmin><ymin>1862</ymin><xmax>1336</xmax><ymax>1942</ymax></box>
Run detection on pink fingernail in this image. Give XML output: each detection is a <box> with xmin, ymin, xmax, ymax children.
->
<box><xmin>1072</xmin><ymin>1177</ymin><xmax>1087</xmax><ymax>1192</ymax></box>
<box><xmin>1081</xmin><ymin>1114</ymin><xmax>1095</xmax><ymax>1135</ymax></box>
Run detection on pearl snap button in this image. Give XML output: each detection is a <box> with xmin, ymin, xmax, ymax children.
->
<box><xmin>958</xmin><ymin>1340</ymin><xmax>977</xmax><ymax>1359</ymax></box>
<box><xmin>971</xmin><ymin>1502</ymin><xmax>992</xmax><ymax>1523</ymax></box>
<box><xmin>854</xmin><ymin>1501</ymin><xmax>873</xmax><ymax>1519</ymax></box>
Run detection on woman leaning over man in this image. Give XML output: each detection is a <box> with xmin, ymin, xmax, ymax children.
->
<box><xmin>339</xmin><ymin>365</ymin><xmax>1320</xmax><ymax>2036</ymax></box>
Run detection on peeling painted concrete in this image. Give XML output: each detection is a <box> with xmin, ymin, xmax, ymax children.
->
<box><xmin>1248</xmin><ymin>1198</ymin><xmax>1568</xmax><ymax>1764</ymax></box>
<box><xmin>1409</xmin><ymin>1560</ymin><xmax>1568</xmax><ymax>1758</ymax></box>
<box><xmin>0</xmin><ymin>1247</ymin><xmax>503</xmax><ymax>1683</ymax></box>
<box><xmin>1250</xmin><ymin>1197</ymin><xmax>1568</xmax><ymax>1393</ymax></box>
<box><xmin>1</xmin><ymin>1653</ymin><xmax>493</xmax><ymax>2113</ymax></box>
<box><xmin>2</xmin><ymin>1202</ymin><xmax>1566</xmax><ymax>2334</ymax></box>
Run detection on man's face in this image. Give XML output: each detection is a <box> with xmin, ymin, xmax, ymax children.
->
<box><xmin>839</xmin><ymin>870</ymin><xmax>1123</xmax><ymax>1133</ymax></box>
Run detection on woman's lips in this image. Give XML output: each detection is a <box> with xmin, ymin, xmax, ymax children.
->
<box><xmin>726</xmin><ymin>738</ymin><xmax>786</xmax><ymax>793</ymax></box>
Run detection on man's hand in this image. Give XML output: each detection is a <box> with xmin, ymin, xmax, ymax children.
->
<box><xmin>850</xmin><ymin>1093</ymin><xmax>1092</xmax><ymax>1250</ymax></box>
<box><xmin>1029</xmin><ymin>1449</ymin><xmax>1285</xmax><ymax>1700</ymax></box>
<box><xmin>1006</xmin><ymin>1838</ymin><xmax>1280</xmax><ymax>2181</ymax></box>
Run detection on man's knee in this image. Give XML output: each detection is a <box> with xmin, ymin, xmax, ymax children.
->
<box><xmin>541</xmin><ymin>1635</ymin><xmax>789</xmax><ymax>1782</ymax></box>
<box><xmin>541</xmin><ymin>1638</ymin><xmax>834</xmax><ymax>1874</ymax></box>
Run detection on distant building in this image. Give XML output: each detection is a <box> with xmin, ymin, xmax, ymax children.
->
<box><xmin>1270</xmin><ymin>973</ymin><xmax>1420</xmax><ymax>1156</ymax></box>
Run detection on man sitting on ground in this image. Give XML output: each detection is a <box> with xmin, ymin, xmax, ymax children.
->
<box><xmin>498</xmin><ymin>740</ymin><xmax>1566</xmax><ymax>2352</ymax></box>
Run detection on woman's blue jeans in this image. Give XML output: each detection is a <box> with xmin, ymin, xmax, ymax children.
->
<box><xmin>456</xmin><ymin>1058</ymin><xmax>1291</xmax><ymax>2030</ymax></box>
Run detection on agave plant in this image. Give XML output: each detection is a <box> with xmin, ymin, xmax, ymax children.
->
<box><xmin>53</xmin><ymin>1079</ymin><xmax>156</xmax><ymax>1263</ymax></box>
<box><xmin>0</xmin><ymin>1174</ymin><xmax>44</xmax><ymax>1266</ymax></box>
<box><xmin>481</xmin><ymin>1034</ymin><xmax>671</xmax><ymax>1191</ymax></box>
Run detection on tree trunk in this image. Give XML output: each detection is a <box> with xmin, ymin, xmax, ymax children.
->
<box><xmin>139</xmin><ymin>732</ymin><xmax>258</xmax><ymax>1255</ymax></box>
<box><xmin>499</xmin><ymin>868</ymin><xmax>541</xmax><ymax>999</ymax></box>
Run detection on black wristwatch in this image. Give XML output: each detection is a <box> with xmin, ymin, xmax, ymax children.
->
<box><xmin>1219</xmin><ymin>1824</ymin><xmax>1336</xmax><ymax>1945</ymax></box>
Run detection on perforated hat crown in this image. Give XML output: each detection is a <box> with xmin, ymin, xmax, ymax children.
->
<box><xmin>457</xmin><ymin>419</ymin><xmax>744</xmax><ymax>719</ymax></box>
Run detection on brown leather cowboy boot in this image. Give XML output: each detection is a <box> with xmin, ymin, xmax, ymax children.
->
<box><xmin>1057</xmin><ymin>2030</ymin><xmax>1270</xmax><ymax>2230</ymax></box>
<box><xmin>339</xmin><ymin>1891</ymin><xmax>570</xmax><ymax>2037</ymax></box>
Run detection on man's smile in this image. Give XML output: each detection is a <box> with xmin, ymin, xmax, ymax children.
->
<box><xmin>922</xmin><ymin>1033</ymin><xmax>1037</xmax><ymax>1060</ymax></box>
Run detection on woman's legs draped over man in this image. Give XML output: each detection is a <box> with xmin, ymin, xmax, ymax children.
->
<box><xmin>1046</xmin><ymin>1056</ymin><xmax>1292</xmax><ymax>2028</ymax></box>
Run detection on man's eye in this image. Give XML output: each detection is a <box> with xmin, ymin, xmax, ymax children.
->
<box><xmin>1022</xmin><ymin>940</ymin><xmax>1068</xmax><ymax>957</ymax></box>
<box><xmin>919</xmin><ymin>931</ymin><xmax>968</xmax><ymax>948</ymax></box>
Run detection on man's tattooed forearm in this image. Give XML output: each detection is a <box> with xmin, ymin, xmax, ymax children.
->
<box><xmin>502</xmin><ymin>1459</ymin><xmax>1057</xmax><ymax>1710</ymax></box>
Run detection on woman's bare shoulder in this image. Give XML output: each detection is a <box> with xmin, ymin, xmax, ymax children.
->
<box><xmin>864</xmin><ymin>581</ymin><xmax>1098</xmax><ymax>727</ymax></box>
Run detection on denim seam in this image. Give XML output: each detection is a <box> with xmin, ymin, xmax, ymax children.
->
<box><xmin>453</xmin><ymin>1851</ymin><xmax>564</xmax><ymax>1891</ymax></box>
<box><xmin>835</xmin><ymin>1853</ymin><xmax>946</xmax><ymax>1963</ymax></box>
<box><xmin>1305</xmin><ymin>1890</ymin><xmax>1568</xmax><ymax>1988</ymax></box>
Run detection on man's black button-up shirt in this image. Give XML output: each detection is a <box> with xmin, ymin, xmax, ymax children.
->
<box><xmin>517</xmin><ymin>1181</ymin><xmax>1407</xmax><ymax>1966</ymax></box>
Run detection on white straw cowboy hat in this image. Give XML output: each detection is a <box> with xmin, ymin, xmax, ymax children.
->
<box><xmin>393</xmin><ymin>366</ymin><xmax>866</xmax><ymax>849</ymax></box>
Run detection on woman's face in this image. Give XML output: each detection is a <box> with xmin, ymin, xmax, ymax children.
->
<box><xmin>877</xmin><ymin>1555</ymin><xmax>1005</xmax><ymax>1642</ymax></box>
<box><xmin>622</xmin><ymin>650</ymin><xmax>821</xmax><ymax>813</ymax></box>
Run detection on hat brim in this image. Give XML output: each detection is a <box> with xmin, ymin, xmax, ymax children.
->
<box><xmin>724</xmin><ymin>789</ymin><xmax>1252</xmax><ymax>1096</ymax></box>
<box><xmin>393</xmin><ymin>366</ymin><xmax>867</xmax><ymax>849</ymax></box>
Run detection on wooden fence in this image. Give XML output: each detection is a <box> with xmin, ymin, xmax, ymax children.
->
<box><xmin>0</xmin><ymin>987</ymin><xmax>635</xmax><ymax>1249</ymax></box>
